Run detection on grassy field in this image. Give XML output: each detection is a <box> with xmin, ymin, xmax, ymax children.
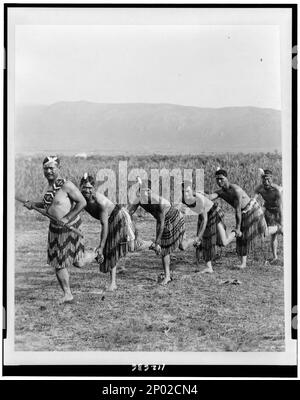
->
<box><xmin>14</xmin><ymin>208</ymin><xmax>284</xmax><ymax>352</ymax></box>
<box><xmin>14</xmin><ymin>153</ymin><xmax>284</xmax><ymax>352</ymax></box>
<box><xmin>15</xmin><ymin>152</ymin><xmax>282</xmax><ymax>210</ymax></box>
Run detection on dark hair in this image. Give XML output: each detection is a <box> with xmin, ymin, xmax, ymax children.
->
<box><xmin>181</xmin><ymin>180</ymin><xmax>194</xmax><ymax>205</ymax></box>
<box><xmin>215</xmin><ymin>169</ymin><xmax>227</xmax><ymax>177</ymax></box>
<box><xmin>263</xmin><ymin>169</ymin><xmax>272</xmax><ymax>176</ymax></box>
<box><xmin>140</xmin><ymin>179</ymin><xmax>152</xmax><ymax>190</ymax></box>
<box><xmin>80</xmin><ymin>174</ymin><xmax>95</xmax><ymax>187</ymax></box>
<box><xmin>181</xmin><ymin>180</ymin><xmax>193</xmax><ymax>191</ymax></box>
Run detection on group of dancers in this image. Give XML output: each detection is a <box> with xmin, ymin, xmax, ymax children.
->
<box><xmin>23</xmin><ymin>156</ymin><xmax>283</xmax><ymax>304</ymax></box>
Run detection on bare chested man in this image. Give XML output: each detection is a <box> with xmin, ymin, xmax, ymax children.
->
<box><xmin>208</xmin><ymin>169</ymin><xmax>279</xmax><ymax>269</ymax></box>
<box><xmin>182</xmin><ymin>181</ymin><xmax>236</xmax><ymax>273</ymax></box>
<box><xmin>24</xmin><ymin>156</ymin><xmax>86</xmax><ymax>303</ymax></box>
<box><xmin>128</xmin><ymin>179</ymin><xmax>191</xmax><ymax>285</ymax></box>
<box><xmin>254</xmin><ymin>169</ymin><xmax>283</xmax><ymax>264</ymax></box>
<box><xmin>80</xmin><ymin>174</ymin><xmax>151</xmax><ymax>291</ymax></box>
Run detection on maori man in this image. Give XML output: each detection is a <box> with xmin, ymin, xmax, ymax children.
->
<box><xmin>254</xmin><ymin>169</ymin><xmax>283</xmax><ymax>264</ymax></box>
<box><xmin>24</xmin><ymin>156</ymin><xmax>86</xmax><ymax>303</ymax></box>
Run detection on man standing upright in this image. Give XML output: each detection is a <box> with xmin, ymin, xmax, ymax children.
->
<box><xmin>254</xmin><ymin>169</ymin><xmax>283</xmax><ymax>264</ymax></box>
<box><xmin>24</xmin><ymin>156</ymin><xmax>86</xmax><ymax>303</ymax></box>
<box><xmin>208</xmin><ymin>169</ymin><xmax>278</xmax><ymax>269</ymax></box>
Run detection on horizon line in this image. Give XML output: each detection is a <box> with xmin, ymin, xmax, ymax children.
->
<box><xmin>16</xmin><ymin>101</ymin><xmax>282</xmax><ymax>112</ymax></box>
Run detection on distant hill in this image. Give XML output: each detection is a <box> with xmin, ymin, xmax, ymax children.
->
<box><xmin>15</xmin><ymin>102</ymin><xmax>281</xmax><ymax>154</ymax></box>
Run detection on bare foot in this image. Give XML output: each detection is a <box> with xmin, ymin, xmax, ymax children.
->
<box><xmin>58</xmin><ymin>293</ymin><xmax>74</xmax><ymax>304</ymax></box>
<box><xmin>236</xmin><ymin>264</ymin><xmax>247</xmax><ymax>269</ymax></box>
<box><xmin>73</xmin><ymin>260</ymin><xmax>84</xmax><ymax>268</ymax></box>
<box><xmin>107</xmin><ymin>283</ymin><xmax>117</xmax><ymax>291</ymax></box>
<box><xmin>200</xmin><ymin>267</ymin><xmax>214</xmax><ymax>274</ymax></box>
<box><xmin>159</xmin><ymin>277</ymin><xmax>172</xmax><ymax>285</ymax></box>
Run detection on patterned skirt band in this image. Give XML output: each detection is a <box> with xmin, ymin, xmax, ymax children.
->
<box><xmin>160</xmin><ymin>207</ymin><xmax>185</xmax><ymax>256</ymax></box>
<box><xmin>48</xmin><ymin>217</ymin><xmax>84</xmax><ymax>270</ymax></box>
<box><xmin>197</xmin><ymin>202</ymin><xmax>226</xmax><ymax>262</ymax></box>
<box><xmin>100</xmin><ymin>205</ymin><xmax>136</xmax><ymax>273</ymax></box>
<box><xmin>237</xmin><ymin>200</ymin><xmax>267</xmax><ymax>257</ymax></box>
<box><xmin>265</xmin><ymin>204</ymin><xmax>280</xmax><ymax>212</ymax></box>
<box><xmin>49</xmin><ymin>214</ymin><xmax>81</xmax><ymax>233</ymax></box>
<box><xmin>264</xmin><ymin>206</ymin><xmax>281</xmax><ymax>227</ymax></box>
<box><xmin>241</xmin><ymin>198</ymin><xmax>263</xmax><ymax>215</ymax></box>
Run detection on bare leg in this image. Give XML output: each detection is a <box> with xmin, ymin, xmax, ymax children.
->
<box><xmin>237</xmin><ymin>255</ymin><xmax>247</xmax><ymax>269</ymax></box>
<box><xmin>217</xmin><ymin>223</ymin><xmax>236</xmax><ymax>246</ymax></box>
<box><xmin>117</xmin><ymin>259</ymin><xmax>127</xmax><ymax>273</ymax></box>
<box><xmin>269</xmin><ymin>234</ymin><xmax>278</xmax><ymax>263</ymax></box>
<box><xmin>107</xmin><ymin>266</ymin><xmax>117</xmax><ymax>291</ymax></box>
<box><xmin>267</xmin><ymin>225</ymin><xmax>278</xmax><ymax>236</ymax></box>
<box><xmin>56</xmin><ymin>268</ymin><xmax>73</xmax><ymax>303</ymax></box>
<box><xmin>200</xmin><ymin>260</ymin><xmax>214</xmax><ymax>274</ymax></box>
<box><xmin>160</xmin><ymin>254</ymin><xmax>172</xmax><ymax>285</ymax></box>
<box><xmin>195</xmin><ymin>248</ymin><xmax>202</xmax><ymax>271</ymax></box>
<box><xmin>73</xmin><ymin>249</ymin><xmax>97</xmax><ymax>268</ymax></box>
<box><xmin>135</xmin><ymin>239</ymin><xmax>153</xmax><ymax>251</ymax></box>
<box><xmin>178</xmin><ymin>233</ymin><xmax>195</xmax><ymax>251</ymax></box>
<box><xmin>179</xmin><ymin>238</ymin><xmax>196</xmax><ymax>251</ymax></box>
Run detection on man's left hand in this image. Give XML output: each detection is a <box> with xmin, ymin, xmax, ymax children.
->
<box><xmin>60</xmin><ymin>217</ymin><xmax>69</xmax><ymax>226</ymax></box>
<box><xmin>96</xmin><ymin>247</ymin><xmax>104</xmax><ymax>264</ymax></box>
<box><xmin>234</xmin><ymin>228</ymin><xmax>242</xmax><ymax>238</ymax></box>
<box><xmin>154</xmin><ymin>243</ymin><xmax>161</xmax><ymax>255</ymax></box>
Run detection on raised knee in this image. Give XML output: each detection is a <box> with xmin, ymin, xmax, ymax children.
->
<box><xmin>178</xmin><ymin>243</ymin><xmax>185</xmax><ymax>251</ymax></box>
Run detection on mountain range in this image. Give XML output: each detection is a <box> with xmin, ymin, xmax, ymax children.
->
<box><xmin>15</xmin><ymin>102</ymin><xmax>281</xmax><ymax>155</ymax></box>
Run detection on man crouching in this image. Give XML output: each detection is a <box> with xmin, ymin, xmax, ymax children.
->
<box><xmin>80</xmin><ymin>174</ymin><xmax>151</xmax><ymax>291</ymax></box>
<box><xmin>128</xmin><ymin>179</ymin><xmax>187</xmax><ymax>285</ymax></box>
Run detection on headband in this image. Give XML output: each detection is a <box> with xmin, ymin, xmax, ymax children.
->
<box><xmin>43</xmin><ymin>156</ymin><xmax>60</xmax><ymax>166</ymax></box>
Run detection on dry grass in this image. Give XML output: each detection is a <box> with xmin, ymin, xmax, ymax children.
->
<box><xmin>15</xmin><ymin>210</ymin><xmax>284</xmax><ymax>352</ymax></box>
<box><xmin>14</xmin><ymin>153</ymin><xmax>284</xmax><ymax>352</ymax></box>
<box><xmin>15</xmin><ymin>153</ymin><xmax>282</xmax><ymax>213</ymax></box>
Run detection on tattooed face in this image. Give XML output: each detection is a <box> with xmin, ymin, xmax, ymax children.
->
<box><xmin>216</xmin><ymin>174</ymin><xmax>228</xmax><ymax>189</ymax></box>
<box><xmin>43</xmin><ymin>161</ymin><xmax>60</xmax><ymax>182</ymax></box>
<box><xmin>183</xmin><ymin>185</ymin><xmax>194</xmax><ymax>203</ymax></box>
<box><xmin>80</xmin><ymin>182</ymin><xmax>94</xmax><ymax>200</ymax></box>
<box><xmin>262</xmin><ymin>175</ymin><xmax>272</xmax><ymax>189</ymax></box>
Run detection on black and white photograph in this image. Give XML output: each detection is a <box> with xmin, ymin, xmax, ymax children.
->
<box><xmin>3</xmin><ymin>4</ymin><xmax>297</xmax><ymax>375</ymax></box>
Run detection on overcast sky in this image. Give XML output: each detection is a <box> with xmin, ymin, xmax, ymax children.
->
<box><xmin>15</xmin><ymin>24</ymin><xmax>281</xmax><ymax>109</ymax></box>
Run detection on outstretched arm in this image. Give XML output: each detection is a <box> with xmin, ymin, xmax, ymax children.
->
<box><xmin>128</xmin><ymin>191</ymin><xmax>141</xmax><ymax>216</ymax></box>
<box><xmin>155</xmin><ymin>209</ymin><xmax>166</xmax><ymax>246</ymax></box>
<box><xmin>207</xmin><ymin>190</ymin><xmax>220</xmax><ymax>201</ymax></box>
<box><xmin>128</xmin><ymin>201</ymin><xmax>140</xmax><ymax>216</ymax></box>
<box><xmin>197</xmin><ymin>210</ymin><xmax>208</xmax><ymax>241</ymax></box>
<box><xmin>233</xmin><ymin>189</ymin><xmax>242</xmax><ymax>237</ymax></box>
<box><xmin>253</xmin><ymin>185</ymin><xmax>261</xmax><ymax>201</ymax></box>
<box><xmin>277</xmin><ymin>187</ymin><xmax>283</xmax><ymax>225</ymax></box>
<box><xmin>96</xmin><ymin>208</ymin><xmax>109</xmax><ymax>262</ymax></box>
<box><xmin>152</xmin><ymin>206</ymin><xmax>168</xmax><ymax>255</ymax></box>
<box><xmin>24</xmin><ymin>200</ymin><xmax>45</xmax><ymax>210</ymax></box>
